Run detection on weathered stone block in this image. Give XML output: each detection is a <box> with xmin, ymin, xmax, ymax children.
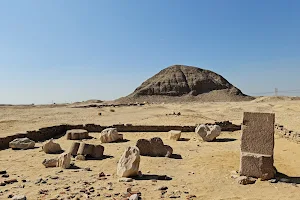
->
<box><xmin>240</xmin><ymin>152</ymin><xmax>275</xmax><ymax>180</ymax></box>
<box><xmin>42</xmin><ymin>139</ymin><xmax>62</xmax><ymax>154</ymax></box>
<box><xmin>117</xmin><ymin>146</ymin><xmax>140</xmax><ymax>177</ymax></box>
<box><xmin>99</xmin><ymin>128</ymin><xmax>123</xmax><ymax>143</ymax></box>
<box><xmin>66</xmin><ymin>129</ymin><xmax>89</xmax><ymax>140</ymax></box>
<box><xmin>57</xmin><ymin>152</ymin><xmax>71</xmax><ymax>169</ymax></box>
<box><xmin>9</xmin><ymin>138</ymin><xmax>35</xmax><ymax>150</ymax></box>
<box><xmin>169</xmin><ymin>130</ymin><xmax>181</xmax><ymax>141</ymax></box>
<box><xmin>77</xmin><ymin>143</ymin><xmax>104</xmax><ymax>159</ymax></box>
<box><xmin>136</xmin><ymin>137</ymin><xmax>173</xmax><ymax>157</ymax></box>
<box><xmin>241</xmin><ymin>112</ymin><xmax>275</xmax><ymax>155</ymax></box>
<box><xmin>68</xmin><ymin>142</ymin><xmax>80</xmax><ymax>156</ymax></box>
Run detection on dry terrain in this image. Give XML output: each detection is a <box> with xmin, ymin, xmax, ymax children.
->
<box><xmin>0</xmin><ymin>97</ymin><xmax>300</xmax><ymax>199</ymax></box>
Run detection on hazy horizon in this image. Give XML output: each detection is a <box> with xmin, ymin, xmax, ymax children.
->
<box><xmin>1</xmin><ymin>1</ymin><xmax>300</xmax><ymax>104</ymax></box>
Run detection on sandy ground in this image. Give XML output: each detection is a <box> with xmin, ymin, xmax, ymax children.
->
<box><xmin>0</xmin><ymin>99</ymin><xmax>300</xmax><ymax>199</ymax></box>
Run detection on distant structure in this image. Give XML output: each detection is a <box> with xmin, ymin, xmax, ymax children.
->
<box><xmin>117</xmin><ymin>65</ymin><xmax>254</xmax><ymax>103</ymax></box>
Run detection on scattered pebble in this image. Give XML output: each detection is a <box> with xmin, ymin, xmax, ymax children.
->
<box><xmin>119</xmin><ymin>178</ymin><xmax>133</xmax><ymax>182</ymax></box>
<box><xmin>157</xmin><ymin>186</ymin><xmax>168</xmax><ymax>191</ymax></box>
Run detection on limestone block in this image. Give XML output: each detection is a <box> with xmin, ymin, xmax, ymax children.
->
<box><xmin>100</xmin><ymin>128</ymin><xmax>123</xmax><ymax>143</ymax></box>
<box><xmin>66</xmin><ymin>129</ymin><xmax>89</xmax><ymax>140</ymax></box>
<box><xmin>57</xmin><ymin>153</ymin><xmax>71</xmax><ymax>169</ymax></box>
<box><xmin>117</xmin><ymin>146</ymin><xmax>140</xmax><ymax>177</ymax></box>
<box><xmin>136</xmin><ymin>137</ymin><xmax>173</xmax><ymax>157</ymax></box>
<box><xmin>169</xmin><ymin>130</ymin><xmax>181</xmax><ymax>141</ymax></box>
<box><xmin>68</xmin><ymin>142</ymin><xmax>80</xmax><ymax>156</ymax></box>
<box><xmin>195</xmin><ymin>125</ymin><xmax>221</xmax><ymax>141</ymax></box>
<box><xmin>42</xmin><ymin>139</ymin><xmax>62</xmax><ymax>154</ymax></box>
<box><xmin>9</xmin><ymin>138</ymin><xmax>35</xmax><ymax>150</ymax></box>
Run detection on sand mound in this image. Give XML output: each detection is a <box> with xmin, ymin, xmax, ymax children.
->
<box><xmin>117</xmin><ymin>65</ymin><xmax>253</xmax><ymax>103</ymax></box>
<box><xmin>252</xmin><ymin>96</ymin><xmax>294</xmax><ymax>103</ymax></box>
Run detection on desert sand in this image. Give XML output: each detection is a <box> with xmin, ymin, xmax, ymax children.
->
<box><xmin>0</xmin><ymin>97</ymin><xmax>300</xmax><ymax>199</ymax></box>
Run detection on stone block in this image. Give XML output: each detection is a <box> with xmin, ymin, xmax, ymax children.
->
<box><xmin>241</xmin><ymin>112</ymin><xmax>275</xmax><ymax>155</ymax></box>
<box><xmin>68</xmin><ymin>142</ymin><xmax>80</xmax><ymax>156</ymax></box>
<box><xmin>240</xmin><ymin>152</ymin><xmax>275</xmax><ymax>180</ymax></box>
<box><xmin>66</xmin><ymin>129</ymin><xmax>89</xmax><ymax>140</ymax></box>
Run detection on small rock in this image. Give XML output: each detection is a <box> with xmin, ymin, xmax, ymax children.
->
<box><xmin>0</xmin><ymin>171</ymin><xmax>7</xmax><ymax>175</ymax></box>
<box><xmin>269</xmin><ymin>179</ymin><xmax>278</xmax><ymax>183</ymax></box>
<box><xmin>75</xmin><ymin>155</ymin><xmax>86</xmax><ymax>161</ymax></box>
<box><xmin>2</xmin><ymin>174</ymin><xmax>9</xmax><ymax>178</ymax></box>
<box><xmin>99</xmin><ymin>172</ymin><xmax>106</xmax><ymax>177</ymax></box>
<box><xmin>119</xmin><ymin>178</ymin><xmax>133</xmax><ymax>182</ymax></box>
<box><xmin>157</xmin><ymin>186</ymin><xmax>168</xmax><ymax>190</ymax></box>
<box><xmin>106</xmin><ymin>185</ymin><xmax>113</xmax><ymax>190</ymax></box>
<box><xmin>186</xmin><ymin>194</ymin><xmax>197</xmax><ymax>199</ymax></box>
<box><xmin>231</xmin><ymin>175</ymin><xmax>239</xmax><ymax>179</ymax></box>
<box><xmin>35</xmin><ymin>178</ymin><xmax>43</xmax><ymax>184</ymax></box>
<box><xmin>8</xmin><ymin>194</ymin><xmax>14</xmax><ymax>198</ymax></box>
<box><xmin>129</xmin><ymin>194</ymin><xmax>139</xmax><ymax>200</ymax></box>
<box><xmin>237</xmin><ymin>176</ymin><xmax>256</xmax><ymax>185</ymax></box>
<box><xmin>42</xmin><ymin>158</ymin><xmax>58</xmax><ymax>168</ymax></box>
<box><xmin>4</xmin><ymin>179</ymin><xmax>18</xmax><ymax>184</ymax></box>
<box><xmin>39</xmin><ymin>189</ymin><xmax>48</xmax><ymax>194</ymax></box>
<box><xmin>169</xmin><ymin>130</ymin><xmax>181</xmax><ymax>141</ymax></box>
<box><xmin>12</xmin><ymin>195</ymin><xmax>27</xmax><ymax>200</ymax></box>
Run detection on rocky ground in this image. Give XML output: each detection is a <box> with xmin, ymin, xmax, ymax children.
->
<box><xmin>1</xmin><ymin>98</ymin><xmax>300</xmax><ymax>199</ymax></box>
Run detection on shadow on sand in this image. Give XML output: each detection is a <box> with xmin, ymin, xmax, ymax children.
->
<box><xmin>110</xmin><ymin>139</ymin><xmax>130</xmax><ymax>143</ymax></box>
<box><xmin>85</xmin><ymin>155</ymin><xmax>114</xmax><ymax>160</ymax></box>
<box><xmin>133</xmin><ymin>174</ymin><xmax>172</xmax><ymax>181</ymax></box>
<box><xmin>170</xmin><ymin>154</ymin><xmax>182</xmax><ymax>159</ymax></box>
<box><xmin>276</xmin><ymin>172</ymin><xmax>300</xmax><ymax>184</ymax></box>
<box><xmin>178</xmin><ymin>138</ymin><xmax>190</xmax><ymax>141</ymax></box>
<box><xmin>212</xmin><ymin>138</ymin><xmax>237</xmax><ymax>142</ymax></box>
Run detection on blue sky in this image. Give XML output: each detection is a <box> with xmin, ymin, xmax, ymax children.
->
<box><xmin>1</xmin><ymin>0</ymin><xmax>300</xmax><ymax>104</ymax></box>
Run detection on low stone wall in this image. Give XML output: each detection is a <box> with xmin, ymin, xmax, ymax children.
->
<box><xmin>0</xmin><ymin>121</ymin><xmax>241</xmax><ymax>150</ymax></box>
<box><xmin>275</xmin><ymin>123</ymin><xmax>300</xmax><ymax>143</ymax></box>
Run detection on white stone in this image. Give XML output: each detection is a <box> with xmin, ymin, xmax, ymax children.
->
<box><xmin>100</xmin><ymin>128</ymin><xmax>123</xmax><ymax>143</ymax></box>
<box><xmin>9</xmin><ymin>138</ymin><xmax>35</xmax><ymax>150</ymax></box>
<box><xmin>129</xmin><ymin>194</ymin><xmax>139</xmax><ymax>200</ymax></box>
<box><xmin>12</xmin><ymin>195</ymin><xmax>27</xmax><ymax>200</ymax></box>
<box><xmin>118</xmin><ymin>177</ymin><xmax>133</xmax><ymax>182</ymax></box>
<box><xmin>42</xmin><ymin>139</ymin><xmax>62</xmax><ymax>154</ymax></box>
<box><xmin>117</xmin><ymin>146</ymin><xmax>140</xmax><ymax>177</ymax></box>
<box><xmin>168</xmin><ymin>130</ymin><xmax>181</xmax><ymax>141</ymax></box>
<box><xmin>195</xmin><ymin>124</ymin><xmax>221</xmax><ymax>141</ymax></box>
<box><xmin>57</xmin><ymin>153</ymin><xmax>71</xmax><ymax>169</ymax></box>
<box><xmin>75</xmin><ymin>155</ymin><xmax>86</xmax><ymax>161</ymax></box>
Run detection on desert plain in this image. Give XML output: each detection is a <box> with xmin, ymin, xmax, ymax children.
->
<box><xmin>0</xmin><ymin>96</ymin><xmax>300</xmax><ymax>200</ymax></box>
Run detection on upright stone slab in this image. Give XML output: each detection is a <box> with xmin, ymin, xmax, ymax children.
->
<box><xmin>241</xmin><ymin>112</ymin><xmax>275</xmax><ymax>155</ymax></box>
<box><xmin>240</xmin><ymin>112</ymin><xmax>275</xmax><ymax>180</ymax></box>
